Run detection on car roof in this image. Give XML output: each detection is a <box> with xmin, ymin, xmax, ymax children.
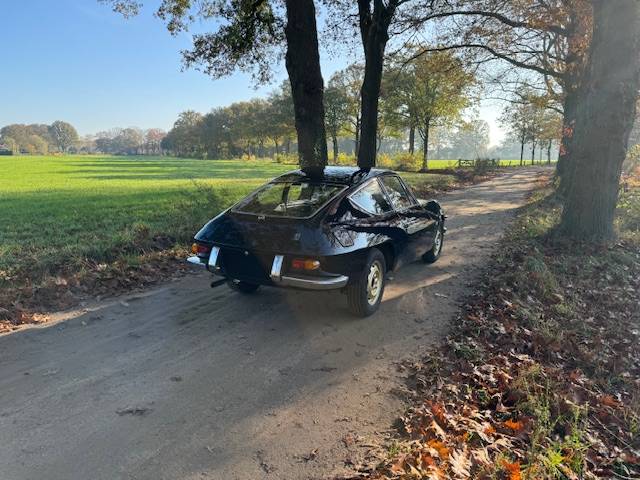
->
<box><xmin>273</xmin><ymin>166</ymin><xmax>393</xmax><ymax>186</ymax></box>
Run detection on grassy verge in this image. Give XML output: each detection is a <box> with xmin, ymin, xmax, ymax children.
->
<box><xmin>345</xmin><ymin>174</ymin><xmax>640</xmax><ymax>479</ymax></box>
<box><xmin>0</xmin><ymin>155</ymin><xmax>483</xmax><ymax>331</ymax></box>
<box><xmin>275</xmin><ymin>152</ymin><xmax>549</xmax><ymax>171</ymax></box>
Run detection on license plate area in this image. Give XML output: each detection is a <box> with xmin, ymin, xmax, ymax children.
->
<box><xmin>220</xmin><ymin>247</ymin><xmax>272</xmax><ymax>283</ymax></box>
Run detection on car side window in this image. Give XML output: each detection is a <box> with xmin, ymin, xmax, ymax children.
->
<box><xmin>348</xmin><ymin>180</ymin><xmax>392</xmax><ymax>216</ymax></box>
<box><xmin>380</xmin><ymin>176</ymin><xmax>414</xmax><ymax>210</ymax></box>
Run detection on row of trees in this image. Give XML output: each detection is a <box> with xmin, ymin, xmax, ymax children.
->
<box><xmin>161</xmin><ymin>50</ymin><xmax>482</xmax><ymax>168</ymax></box>
<box><xmin>0</xmin><ymin>121</ymin><xmax>79</xmax><ymax>154</ymax></box>
<box><xmin>500</xmin><ymin>95</ymin><xmax>564</xmax><ymax>165</ymax></box>
<box><xmin>324</xmin><ymin>50</ymin><xmax>477</xmax><ymax>170</ymax></box>
<box><xmin>92</xmin><ymin>128</ymin><xmax>166</xmax><ymax>155</ymax></box>
<box><xmin>0</xmin><ymin>121</ymin><xmax>167</xmax><ymax>155</ymax></box>
<box><xmin>162</xmin><ymin>83</ymin><xmax>295</xmax><ymax>159</ymax></box>
<box><xmin>0</xmin><ymin>123</ymin><xmax>167</xmax><ymax>156</ymax></box>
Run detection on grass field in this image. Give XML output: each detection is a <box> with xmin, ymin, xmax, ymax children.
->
<box><xmin>0</xmin><ymin>155</ymin><xmax>461</xmax><ymax>287</ymax></box>
<box><xmin>375</xmin><ymin>157</ymin><xmax>545</xmax><ymax>170</ymax></box>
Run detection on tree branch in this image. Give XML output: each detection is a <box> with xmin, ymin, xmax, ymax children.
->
<box><xmin>403</xmin><ymin>9</ymin><xmax>570</xmax><ymax>37</ymax></box>
<box><xmin>407</xmin><ymin>43</ymin><xmax>565</xmax><ymax>80</ymax></box>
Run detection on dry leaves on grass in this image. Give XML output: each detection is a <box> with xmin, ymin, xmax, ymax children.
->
<box><xmin>0</xmin><ymin>248</ymin><xmax>192</xmax><ymax>331</ymax></box>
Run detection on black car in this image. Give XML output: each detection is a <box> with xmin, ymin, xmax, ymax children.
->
<box><xmin>188</xmin><ymin>166</ymin><xmax>446</xmax><ymax>316</ymax></box>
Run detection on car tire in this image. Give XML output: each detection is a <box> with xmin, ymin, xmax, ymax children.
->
<box><xmin>227</xmin><ymin>280</ymin><xmax>260</xmax><ymax>294</ymax></box>
<box><xmin>346</xmin><ymin>248</ymin><xmax>386</xmax><ymax>317</ymax></box>
<box><xmin>423</xmin><ymin>225</ymin><xmax>444</xmax><ymax>264</ymax></box>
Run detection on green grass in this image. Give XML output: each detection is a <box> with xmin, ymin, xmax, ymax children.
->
<box><xmin>0</xmin><ymin>156</ymin><xmax>290</xmax><ymax>281</ymax></box>
<box><xmin>394</xmin><ymin>158</ymin><xmax>543</xmax><ymax>169</ymax></box>
<box><xmin>328</xmin><ymin>153</ymin><xmax>548</xmax><ymax>171</ymax></box>
<box><xmin>0</xmin><ymin>155</ymin><xmax>458</xmax><ymax>285</ymax></box>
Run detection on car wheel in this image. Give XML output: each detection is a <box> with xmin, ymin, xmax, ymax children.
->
<box><xmin>346</xmin><ymin>248</ymin><xmax>386</xmax><ymax>317</ymax></box>
<box><xmin>227</xmin><ymin>279</ymin><xmax>260</xmax><ymax>294</ymax></box>
<box><xmin>423</xmin><ymin>225</ymin><xmax>444</xmax><ymax>264</ymax></box>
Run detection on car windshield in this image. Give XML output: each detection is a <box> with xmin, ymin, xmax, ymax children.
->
<box><xmin>234</xmin><ymin>182</ymin><xmax>345</xmax><ymax>218</ymax></box>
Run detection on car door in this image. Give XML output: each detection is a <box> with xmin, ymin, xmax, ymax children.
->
<box><xmin>379</xmin><ymin>175</ymin><xmax>436</xmax><ymax>263</ymax></box>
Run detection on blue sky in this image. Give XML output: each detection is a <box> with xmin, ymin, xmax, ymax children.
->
<box><xmin>1</xmin><ymin>0</ymin><xmax>503</xmax><ymax>144</ymax></box>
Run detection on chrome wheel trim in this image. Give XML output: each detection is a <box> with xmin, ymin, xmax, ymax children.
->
<box><xmin>366</xmin><ymin>260</ymin><xmax>383</xmax><ymax>306</ymax></box>
<box><xmin>433</xmin><ymin>229</ymin><xmax>442</xmax><ymax>255</ymax></box>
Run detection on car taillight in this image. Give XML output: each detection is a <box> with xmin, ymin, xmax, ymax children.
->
<box><xmin>191</xmin><ymin>243</ymin><xmax>212</xmax><ymax>255</ymax></box>
<box><xmin>291</xmin><ymin>258</ymin><xmax>320</xmax><ymax>271</ymax></box>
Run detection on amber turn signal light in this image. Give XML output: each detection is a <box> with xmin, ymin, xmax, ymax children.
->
<box><xmin>192</xmin><ymin>243</ymin><xmax>211</xmax><ymax>255</ymax></box>
<box><xmin>291</xmin><ymin>258</ymin><xmax>320</xmax><ymax>271</ymax></box>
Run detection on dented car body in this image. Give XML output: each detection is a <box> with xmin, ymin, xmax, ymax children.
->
<box><xmin>188</xmin><ymin>166</ymin><xmax>446</xmax><ymax>316</ymax></box>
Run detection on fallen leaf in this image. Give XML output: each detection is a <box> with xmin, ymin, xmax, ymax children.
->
<box><xmin>503</xmin><ymin>419</ymin><xmax>525</xmax><ymax>432</ymax></box>
<box><xmin>450</xmin><ymin>447</ymin><xmax>471</xmax><ymax>478</ymax></box>
<box><xmin>501</xmin><ymin>460</ymin><xmax>521</xmax><ymax>480</ymax></box>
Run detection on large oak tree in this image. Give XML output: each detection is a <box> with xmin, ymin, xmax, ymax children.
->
<box><xmin>558</xmin><ymin>0</ymin><xmax>640</xmax><ymax>240</ymax></box>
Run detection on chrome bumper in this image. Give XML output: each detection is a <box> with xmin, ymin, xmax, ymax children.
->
<box><xmin>188</xmin><ymin>251</ymin><xmax>349</xmax><ymax>290</ymax></box>
<box><xmin>270</xmin><ymin>254</ymin><xmax>348</xmax><ymax>290</ymax></box>
<box><xmin>187</xmin><ymin>246</ymin><xmax>221</xmax><ymax>273</ymax></box>
<box><xmin>278</xmin><ymin>274</ymin><xmax>349</xmax><ymax>290</ymax></box>
<box><xmin>187</xmin><ymin>256</ymin><xmax>206</xmax><ymax>267</ymax></box>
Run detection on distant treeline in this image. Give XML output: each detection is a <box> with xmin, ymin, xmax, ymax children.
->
<box><xmin>0</xmin><ymin>123</ymin><xmax>167</xmax><ymax>156</ymax></box>
<box><xmin>92</xmin><ymin>128</ymin><xmax>166</xmax><ymax>155</ymax></box>
<box><xmin>0</xmin><ymin>121</ymin><xmax>79</xmax><ymax>155</ymax></box>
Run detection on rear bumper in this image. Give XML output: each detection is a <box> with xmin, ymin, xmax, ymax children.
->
<box><xmin>278</xmin><ymin>274</ymin><xmax>348</xmax><ymax>290</ymax></box>
<box><xmin>187</xmin><ymin>251</ymin><xmax>349</xmax><ymax>291</ymax></box>
<box><xmin>187</xmin><ymin>256</ymin><xmax>206</xmax><ymax>267</ymax></box>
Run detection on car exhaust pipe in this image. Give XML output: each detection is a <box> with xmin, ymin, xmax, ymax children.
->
<box><xmin>210</xmin><ymin>278</ymin><xmax>227</xmax><ymax>289</ymax></box>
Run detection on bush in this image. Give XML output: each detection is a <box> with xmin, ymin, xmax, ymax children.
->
<box><xmin>624</xmin><ymin>144</ymin><xmax>640</xmax><ymax>173</ymax></box>
<box><xmin>331</xmin><ymin>152</ymin><xmax>356</xmax><ymax>166</ymax></box>
<box><xmin>473</xmin><ymin>157</ymin><xmax>499</xmax><ymax>174</ymax></box>
<box><xmin>274</xmin><ymin>153</ymin><xmax>298</xmax><ymax>165</ymax></box>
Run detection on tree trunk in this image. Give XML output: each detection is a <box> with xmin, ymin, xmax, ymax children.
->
<box><xmin>547</xmin><ymin>141</ymin><xmax>552</xmax><ymax>165</ymax></box>
<box><xmin>284</xmin><ymin>0</ymin><xmax>328</xmax><ymax>172</ymax></box>
<box><xmin>531</xmin><ymin>141</ymin><xmax>536</xmax><ymax>165</ymax></box>
<box><xmin>332</xmin><ymin>135</ymin><xmax>339</xmax><ymax>162</ymax></box>
<box><xmin>356</xmin><ymin>0</ymin><xmax>397</xmax><ymax>169</ymax></box>
<box><xmin>558</xmin><ymin>0</ymin><xmax>640</xmax><ymax>241</ymax></box>
<box><xmin>421</xmin><ymin>118</ymin><xmax>431</xmax><ymax>171</ymax></box>
<box><xmin>520</xmin><ymin>138</ymin><xmax>525</xmax><ymax>166</ymax></box>
<box><xmin>556</xmin><ymin>85</ymin><xmax>580</xmax><ymax>193</ymax></box>
<box><xmin>408</xmin><ymin>124</ymin><xmax>415</xmax><ymax>155</ymax></box>
<box><xmin>354</xmin><ymin>117</ymin><xmax>360</xmax><ymax>156</ymax></box>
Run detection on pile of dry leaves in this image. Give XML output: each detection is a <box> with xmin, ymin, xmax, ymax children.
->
<box><xmin>345</xmin><ymin>180</ymin><xmax>640</xmax><ymax>479</ymax></box>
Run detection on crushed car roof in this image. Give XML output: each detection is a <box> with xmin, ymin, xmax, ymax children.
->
<box><xmin>273</xmin><ymin>166</ymin><xmax>392</xmax><ymax>186</ymax></box>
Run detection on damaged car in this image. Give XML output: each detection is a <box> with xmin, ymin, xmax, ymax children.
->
<box><xmin>188</xmin><ymin>167</ymin><xmax>446</xmax><ymax>316</ymax></box>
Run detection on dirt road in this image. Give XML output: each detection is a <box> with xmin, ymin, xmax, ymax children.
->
<box><xmin>0</xmin><ymin>168</ymin><xmax>546</xmax><ymax>480</ymax></box>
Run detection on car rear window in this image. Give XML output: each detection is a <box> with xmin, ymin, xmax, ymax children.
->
<box><xmin>234</xmin><ymin>182</ymin><xmax>346</xmax><ymax>218</ymax></box>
